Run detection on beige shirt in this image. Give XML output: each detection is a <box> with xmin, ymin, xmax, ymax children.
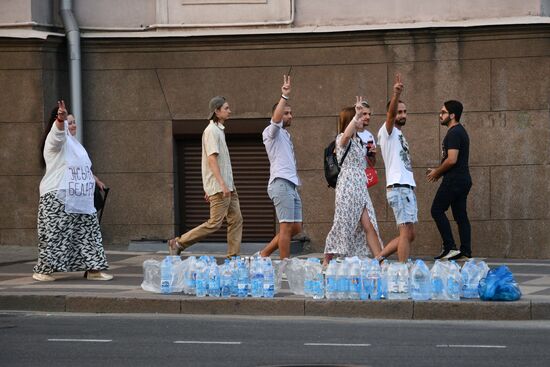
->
<box><xmin>202</xmin><ymin>121</ymin><xmax>235</xmax><ymax>196</ymax></box>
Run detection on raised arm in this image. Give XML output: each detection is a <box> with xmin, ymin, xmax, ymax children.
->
<box><xmin>385</xmin><ymin>73</ymin><xmax>404</xmax><ymax>135</ymax></box>
<box><xmin>339</xmin><ymin>96</ymin><xmax>365</xmax><ymax>148</ymax></box>
<box><xmin>55</xmin><ymin>100</ymin><xmax>67</xmax><ymax>131</ymax></box>
<box><xmin>272</xmin><ymin>74</ymin><xmax>291</xmax><ymax>123</ymax></box>
<box><xmin>265</xmin><ymin>74</ymin><xmax>291</xmax><ymax>140</ymax></box>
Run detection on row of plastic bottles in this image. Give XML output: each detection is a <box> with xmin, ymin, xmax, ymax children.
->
<box><xmin>324</xmin><ymin>257</ymin><xmax>385</xmax><ymax>300</ymax></box>
<box><xmin>158</xmin><ymin>255</ymin><xmax>489</xmax><ymax>301</ymax></box>
<box><xmin>304</xmin><ymin>257</ymin><xmax>489</xmax><ymax>301</ymax></box>
<box><xmin>160</xmin><ymin>255</ymin><xmax>275</xmax><ymax>298</ymax></box>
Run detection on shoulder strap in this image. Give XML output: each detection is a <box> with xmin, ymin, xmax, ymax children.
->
<box><xmin>339</xmin><ymin>140</ymin><xmax>352</xmax><ymax>166</ymax></box>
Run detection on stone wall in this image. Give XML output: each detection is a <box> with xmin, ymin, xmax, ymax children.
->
<box><xmin>0</xmin><ymin>25</ymin><xmax>549</xmax><ymax>258</ymax></box>
<box><xmin>0</xmin><ymin>37</ymin><xmax>68</xmax><ymax>246</ymax></box>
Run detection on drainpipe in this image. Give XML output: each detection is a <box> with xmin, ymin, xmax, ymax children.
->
<box><xmin>59</xmin><ymin>0</ymin><xmax>83</xmax><ymax>143</ymax></box>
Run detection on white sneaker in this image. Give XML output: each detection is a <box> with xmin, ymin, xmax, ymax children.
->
<box><xmin>443</xmin><ymin>249</ymin><xmax>461</xmax><ymax>260</ymax></box>
<box><xmin>86</xmin><ymin>271</ymin><xmax>114</xmax><ymax>281</ymax></box>
<box><xmin>32</xmin><ymin>273</ymin><xmax>55</xmax><ymax>281</ymax></box>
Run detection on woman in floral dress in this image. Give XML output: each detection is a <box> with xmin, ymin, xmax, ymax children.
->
<box><xmin>324</xmin><ymin>98</ymin><xmax>383</xmax><ymax>266</ymax></box>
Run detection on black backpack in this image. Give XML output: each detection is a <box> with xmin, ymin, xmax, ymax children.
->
<box><xmin>324</xmin><ymin>139</ymin><xmax>352</xmax><ymax>188</ymax></box>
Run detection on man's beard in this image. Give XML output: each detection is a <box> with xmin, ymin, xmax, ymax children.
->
<box><xmin>440</xmin><ymin>116</ymin><xmax>451</xmax><ymax>126</ymax></box>
<box><xmin>395</xmin><ymin>118</ymin><xmax>406</xmax><ymax>126</ymax></box>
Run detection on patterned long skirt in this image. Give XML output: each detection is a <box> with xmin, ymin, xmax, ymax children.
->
<box><xmin>33</xmin><ymin>191</ymin><xmax>109</xmax><ymax>275</ymax></box>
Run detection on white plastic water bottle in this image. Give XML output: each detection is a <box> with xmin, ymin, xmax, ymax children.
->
<box><xmin>221</xmin><ymin>259</ymin><xmax>232</xmax><ymax>298</ymax></box>
<box><xmin>380</xmin><ymin>261</ymin><xmax>389</xmax><ymax>299</ymax></box>
<box><xmin>244</xmin><ymin>257</ymin><xmax>252</xmax><ymax>297</ymax></box>
<box><xmin>387</xmin><ymin>262</ymin><xmax>399</xmax><ymax>299</ymax></box>
<box><xmin>461</xmin><ymin>259</ymin><xmax>488</xmax><ymax>299</ymax></box>
<box><xmin>348</xmin><ymin>258</ymin><xmax>361</xmax><ymax>300</ymax></box>
<box><xmin>410</xmin><ymin>259</ymin><xmax>431</xmax><ymax>300</ymax></box>
<box><xmin>207</xmin><ymin>262</ymin><xmax>220</xmax><ymax>297</ymax></box>
<box><xmin>237</xmin><ymin>259</ymin><xmax>249</xmax><ymax>298</ymax></box>
<box><xmin>262</xmin><ymin>258</ymin><xmax>275</xmax><ymax>298</ymax></box>
<box><xmin>431</xmin><ymin>260</ymin><xmax>446</xmax><ymax>300</ymax></box>
<box><xmin>397</xmin><ymin>262</ymin><xmax>410</xmax><ymax>299</ymax></box>
<box><xmin>367</xmin><ymin>259</ymin><xmax>382</xmax><ymax>300</ymax></box>
<box><xmin>325</xmin><ymin>260</ymin><xmax>338</xmax><ymax>300</ymax></box>
<box><xmin>250</xmin><ymin>257</ymin><xmax>264</xmax><ymax>298</ymax></box>
<box><xmin>303</xmin><ymin>258</ymin><xmax>312</xmax><ymax>298</ymax></box>
<box><xmin>184</xmin><ymin>256</ymin><xmax>197</xmax><ymax>295</ymax></box>
<box><xmin>336</xmin><ymin>259</ymin><xmax>348</xmax><ymax>300</ymax></box>
<box><xmin>195</xmin><ymin>257</ymin><xmax>208</xmax><ymax>297</ymax></box>
<box><xmin>360</xmin><ymin>259</ymin><xmax>370</xmax><ymax>300</ymax></box>
<box><xmin>309</xmin><ymin>258</ymin><xmax>324</xmax><ymax>300</ymax></box>
<box><xmin>447</xmin><ymin>260</ymin><xmax>461</xmax><ymax>301</ymax></box>
<box><xmin>388</xmin><ymin>262</ymin><xmax>410</xmax><ymax>300</ymax></box>
<box><xmin>160</xmin><ymin>256</ymin><xmax>172</xmax><ymax>294</ymax></box>
<box><xmin>230</xmin><ymin>257</ymin><xmax>239</xmax><ymax>296</ymax></box>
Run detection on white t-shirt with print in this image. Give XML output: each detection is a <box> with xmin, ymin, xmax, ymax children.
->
<box><xmin>377</xmin><ymin>123</ymin><xmax>416</xmax><ymax>187</ymax></box>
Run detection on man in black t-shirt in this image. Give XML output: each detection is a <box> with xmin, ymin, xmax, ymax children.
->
<box><xmin>427</xmin><ymin>100</ymin><xmax>472</xmax><ymax>261</ymax></box>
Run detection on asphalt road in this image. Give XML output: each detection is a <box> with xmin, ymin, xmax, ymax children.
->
<box><xmin>1</xmin><ymin>312</ymin><xmax>549</xmax><ymax>367</ymax></box>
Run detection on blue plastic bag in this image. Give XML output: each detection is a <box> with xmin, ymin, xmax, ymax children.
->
<box><xmin>478</xmin><ymin>265</ymin><xmax>521</xmax><ymax>301</ymax></box>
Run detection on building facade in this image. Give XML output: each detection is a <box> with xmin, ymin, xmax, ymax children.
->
<box><xmin>0</xmin><ymin>0</ymin><xmax>549</xmax><ymax>258</ymax></box>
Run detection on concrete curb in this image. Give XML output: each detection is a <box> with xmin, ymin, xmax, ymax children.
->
<box><xmin>1</xmin><ymin>293</ymin><xmax>548</xmax><ymax>320</ymax></box>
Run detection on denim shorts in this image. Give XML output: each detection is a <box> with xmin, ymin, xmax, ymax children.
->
<box><xmin>267</xmin><ymin>178</ymin><xmax>302</xmax><ymax>223</ymax></box>
<box><xmin>386</xmin><ymin>187</ymin><xmax>418</xmax><ymax>225</ymax></box>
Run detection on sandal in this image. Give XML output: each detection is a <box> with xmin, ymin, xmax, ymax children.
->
<box><xmin>85</xmin><ymin>271</ymin><xmax>113</xmax><ymax>281</ymax></box>
<box><xmin>168</xmin><ymin>238</ymin><xmax>183</xmax><ymax>255</ymax></box>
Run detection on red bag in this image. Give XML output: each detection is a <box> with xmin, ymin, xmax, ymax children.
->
<box><xmin>365</xmin><ymin>160</ymin><xmax>379</xmax><ymax>188</ymax></box>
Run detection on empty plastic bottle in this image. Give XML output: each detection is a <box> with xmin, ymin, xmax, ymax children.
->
<box><xmin>207</xmin><ymin>262</ymin><xmax>220</xmax><ymax>297</ymax></box>
<box><xmin>325</xmin><ymin>260</ymin><xmax>338</xmax><ymax>300</ymax></box>
<box><xmin>250</xmin><ymin>257</ymin><xmax>264</xmax><ymax>298</ymax></box>
<box><xmin>160</xmin><ymin>256</ymin><xmax>173</xmax><ymax>294</ymax></box>
<box><xmin>262</xmin><ymin>258</ymin><xmax>275</xmax><ymax>298</ymax></box>
<box><xmin>410</xmin><ymin>259</ymin><xmax>431</xmax><ymax>300</ymax></box>
<box><xmin>221</xmin><ymin>259</ymin><xmax>232</xmax><ymax>298</ymax></box>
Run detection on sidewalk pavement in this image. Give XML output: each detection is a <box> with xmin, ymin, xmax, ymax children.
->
<box><xmin>1</xmin><ymin>243</ymin><xmax>550</xmax><ymax>320</ymax></box>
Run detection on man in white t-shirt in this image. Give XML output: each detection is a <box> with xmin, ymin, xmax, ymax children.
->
<box><xmin>258</xmin><ymin>74</ymin><xmax>302</xmax><ymax>259</ymax></box>
<box><xmin>376</xmin><ymin>74</ymin><xmax>417</xmax><ymax>263</ymax></box>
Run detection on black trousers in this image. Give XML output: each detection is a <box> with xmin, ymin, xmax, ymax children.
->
<box><xmin>430</xmin><ymin>178</ymin><xmax>472</xmax><ymax>256</ymax></box>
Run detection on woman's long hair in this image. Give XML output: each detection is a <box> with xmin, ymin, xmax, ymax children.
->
<box><xmin>39</xmin><ymin>106</ymin><xmax>60</xmax><ymax>168</ymax></box>
<box><xmin>337</xmin><ymin>106</ymin><xmax>355</xmax><ymax>134</ymax></box>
